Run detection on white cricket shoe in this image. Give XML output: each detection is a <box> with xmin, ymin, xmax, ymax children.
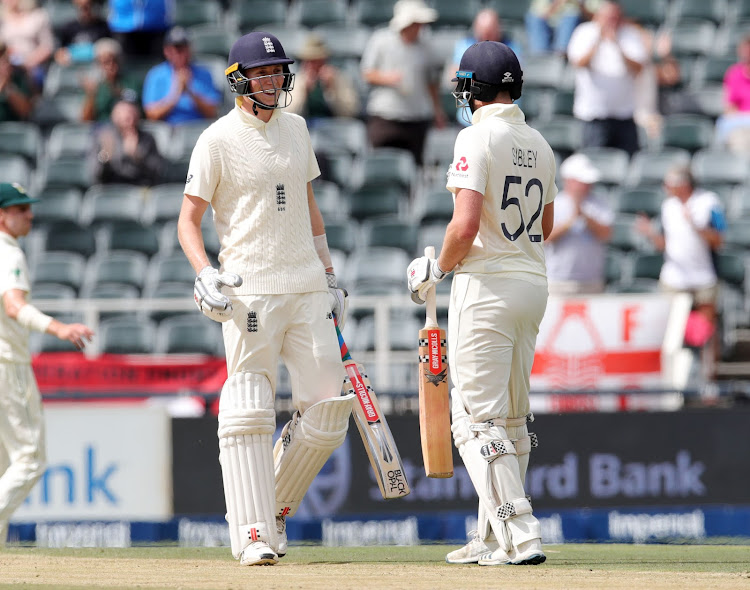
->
<box><xmin>510</xmin><ymin>539</ymin><xmax>546</xmax><ymax>565</ymax></box>
<box><xmin>477</xmin><ymin>546</ymin><xmax>512</xmax><ymax>566</ymax></box>
<box><xmin>276</xmin><ymin>516</ymin><xmax>287</xmax><ymax>558</ymax></box>
<box><xmin>446</xmin><ymin>530</ymin><xmax>494</xmax><ymax>564</ymax></box>
<box><xmin>239</xmin><ymin>541</ymin><xmax>278</xmax><ymax>566</ymax></box>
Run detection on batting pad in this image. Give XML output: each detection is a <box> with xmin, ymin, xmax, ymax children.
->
<box><xmin>274</xmin><ymin>394</ymin><xmax>355</xmax><ymax>517</ymax></box>
<box><xmin>218</xmin><ymin>372</ymin><xmax>277</xmax><ymax>559</ymax></box>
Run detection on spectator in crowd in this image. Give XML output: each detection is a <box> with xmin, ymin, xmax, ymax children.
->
<box><xmin>361</xmin><ymin>0</ymin><xmax>447</xmax><ymax>166</ymax></box>
<box><xmin>716</xmin><ymin>34</ymin><xmax>750</xmax><ymax>155</ymax></box>
<box><xmin>544</xmin><ymin>153</ymin><xmax>613</xmax><ymax>295</ymax></box>
<box><xmin>80</xmin><ymin>38</ymin><xmax>140</xmax><ymax>122</ymax></box>
<box><xmin>567</xmin><ymin>1</ymin><xmax>647</xmax><ymax>155</ymax></box>
<box><xmin>106</xmin><ymin>0</ymin><xmax>173</xmax><ymax>58</ymax></box>
<box><xmin>446</xmin><ymin>8</ymin><xmax>519</xmax><ymax>126</ymax></box>
<box><xmin>525</xmin><ymin>0</ymin><xmax>600</xmax><ymax>56</ymax></box>
<box><xmin>53</xmin><ymin>0</ymin><xmax>110</xmax><ymax>66</ymax></box>
<box><xmin>90</xmin><ymin>99</ymin><xmax>164</xmax><ymax>186</ymax></box>
<box><xmin>636</xmin><ymin>165</ymin><xmax>726</xmax><ymax>370</ymax></box>
<box><xmin>286</xmin><ymin>33</ymin><xmax>360</xmax><ymax>124</ymax></box>
<box><xmin>0</xmin><ymin>182</ymin><xmax>93</xmax><ymax>550</ymax></box>
<box><xmin>0</xmin><ymin>40</ymin><xmax>34</xmax><ymax>121</ymax></box>
<box><xmin>634</xmin><ymin>29</ymin><xmax>682</xmax><ymax>140</ymax></box>
<box><xmin>142</xmin><ymin>26</ymin><xmax>221</xmax><ymax>125</ymax></box>
<box><xmin>0</xmin><ymin>0</ymin><xmax>54</xmax><ymax>86</ymax></box>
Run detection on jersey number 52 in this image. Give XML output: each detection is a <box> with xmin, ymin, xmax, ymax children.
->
<box><xmin>501</xmin><ymin>175</ymin><xmax>544</xmax><ymax>243</ymax></box>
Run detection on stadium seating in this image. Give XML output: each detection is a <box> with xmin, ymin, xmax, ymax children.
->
<box><xmin>671</xmin><ymin>0</ymin><xmax>728</xmax><ymax>24</ymax></box>
<box><xmin>348</xmin><ymin>185</ymin><xmax>405</xmax><ymax>220</ymax></box>
<box><xmin>362</xmin><ymin>216</ymin><xmax>419</xmax><ymax>256</ymax></box>
<box><xmin>143</xmin><ymin>184</ymin><xmax>186</xmax><ymax>227</ymax></box>
<box><xmin>32</xmin><ymin>188</ymin><xmax>83</xmax><ymax>226</ymax></box>
<box><xmin>187</xmin><ymin>24</ymin><xmax>234</xmax><ymax>58</ymax></box>
<box><xmin>101</xmin><ymin>221</ymin><xmax>161</xmax><ymax>258</ymax></box>
<box><xmin>324</xmin><ymin>220</ymin><xmax>360</xmax><ymax>253</ymax></box>
<box><xmin>352</xmin><ymin>0</ymin><xmax>397</xmax><ymax>27</ymax></box>
<box><xmin>174</xmin><ymin>0</ymin><xmax>222</xmax><ymax>27</ymax></box>
<box><xmin>31</xmin><ymin>251</ymin><xmax>87</xmax><ymax>293</ymax></box>
<box><xmin>632</xmin><ymin>253</ymin><xmax>665</xmax><ymax>281</ymax></box>
<box><xmin>355</xmin><ymin>147</ymin><xmax>417</xmax><ymax>192</ymax></box>
<box><xmin>0</xmin><ymin>122</ymin><xmax>42</xmax><ymax>164</ymax></box>
<box><xmin>290</xmin><ymin>0</ymin><xmax>349</xmax><ymax>27</ymax></box>
<box><xmin>614</xmin><ymin>186</ymin><xmax>664</xmax><ymax>217</ymax></box>
<box><xmin>156</xmin><ymin>314</ymin><xmax>222</xmax><ymax>355</ymax></box>
<box><xmin>83</xmin><ymin>251</ymin><xmax>150</xmax><ymax>295</ymax></box>
<box><xmin>660</xmin><ymin>114</ymin><xmax>716</xmax><ymax>152</ymax></box>
<box><xmin>0</xmin><ymin>155</ymin><xmax>31</xmax><ymax>188</ymax></box>
<box><xmin>233</xmin><ymin>0</ymin><xmax>287</xmax><ymax>30</ymax></box>
<box><xmin>627</xmin><ymin>148</ymin><xmax>692</xmax><ymax>186</ymax></box>
<box><xmin>691</xmin><ymin>149</ymin><xmax>749</xmax><ymax>186</ymax></box>
<box><xmin>46</xmin><ymin>122</ymin><xmax>95</xmax><ymax>160</ymax></box>
<box><xmin>41</xmin><ymin>221</ymin><xmax>97</xmax><ymax>257</ymax></box>
<box><xmin>99</xmin><ymin>317</ymin><xmax>157</xmax><ymax>354</ymax></box>
<box><xmin>618</xmin><ymin>0</ymin><xmax>669</xmax><ymax>26</ymax></box>
<box><xmin>79</xmin><ymin>184</ymin><xmax>146</xmax><ymax>227</ymax></box>
<box><xmin>668</xmin><ymin>20</ymin><xmax>717</xmax><ymax>58</ymax></box>
<box><xmin>578</xmin><ymin>147</ymin><xmax>631</xmax><ymax>187</ymax></box>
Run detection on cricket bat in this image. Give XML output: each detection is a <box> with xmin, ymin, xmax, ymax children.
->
<box><xmin>418</xmin><ymin>246</ymin><xmax>453</xmax><ymax>478</ymax></box>
<box><xmin>334</xmin><ymin>318</ymin><xmax>410</xmax><ymax>499</ymax></box>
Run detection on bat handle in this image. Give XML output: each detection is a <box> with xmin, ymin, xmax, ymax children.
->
<box><xmin>424</xmin><ymin>246</ymin><xmax>438</xmax><ymax>329</ymax></box>
<box><xmin>333</xmin><ymin>315</ymin><xmax>353</xmax><ymax>362</ymax></box>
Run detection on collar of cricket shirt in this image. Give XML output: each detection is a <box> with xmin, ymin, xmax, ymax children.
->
<box><xmin>0</xmin><ymin>231</ymin><xmax>18</xmax><ymax>246</ymax></box>
<box><xmin>233</xmin><ymin>98</ymin><xmax>283</xmax><ymax>128</ymax></box>
<box><xmin>471</xmin><ymin>102</ymin><xmax>525</xmax><ymax>125</ymax></box>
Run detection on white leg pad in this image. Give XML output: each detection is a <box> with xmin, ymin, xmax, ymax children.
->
<box><xmin>451</xmin><ymin>394</ymin><xmax>541</xmax><ymax>551</ymax></box>
<box><xmin>274</xmin><ymin>394</ymin><xmax>354</xmax><ymax>517</ymax></box>
<box><xmin>218</xmin><ymin>372</ymin><xmax>277</xmax><ymax>559</ymax></box>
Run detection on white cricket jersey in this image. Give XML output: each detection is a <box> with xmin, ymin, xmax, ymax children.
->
<box><xmin>446</xmin><ymin>103</ymin><xmax>558</xmax><ymax>280</ymax></box>
<box><xmin>185</xmin><ymin>102</ymin><xmax>327</xmax><ymax>295</ymax></box>
<box><xmin>660</xmin><ymin>190</ymin><xmax>724</xmax><ymax>290</ymax></box>
<box><xmin>0</xmin><ymin>232</ymin><xmax>33</xmax><ymax>362</ymax></box>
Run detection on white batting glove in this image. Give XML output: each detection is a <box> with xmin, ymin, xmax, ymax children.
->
<box><xmin>327</xmin><ymin>272</ymin><xmax>348</xmax><ymax>330</ymax></box>
<box><xmin>194</xmin><ymin>266</ymin><xmax>243</xmax><ymax>323</ymax></box>
<box><xmin>407</xmin><ymin>256</ymin><xmax>447</xmax><ymax>304</ymax></box>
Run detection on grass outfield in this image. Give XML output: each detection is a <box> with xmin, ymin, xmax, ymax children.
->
<box><xmin>1</xmin><ymin>544</ymin><xmax>749</xmax><ymax>590</ymax></box>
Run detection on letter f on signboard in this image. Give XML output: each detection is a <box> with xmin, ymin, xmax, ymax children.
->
<box><xmin>622</xmin><ymin>306</ymin><xmax>639</xmax><ymax>343</ymax></box>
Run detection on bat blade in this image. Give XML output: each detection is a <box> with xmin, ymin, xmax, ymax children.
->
<box><xmin>418</xmin><ymin>246</ymin><xmax>453</xmax><ymax>478</ymax></box>
<box><xmin>336</xmin><ymin>321</ymin><xmax>410</xmax><ymax>499</ymax></box>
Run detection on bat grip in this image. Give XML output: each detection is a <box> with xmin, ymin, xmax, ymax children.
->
<box><xmin>333</xmin><ymin>315</ymin><xmax>353</xmax><ymax>362</ymax></box>
<box><xmin>424</xmin><ymin>246</ymin><xmax>438</xmax><ymax>329</ymax></box>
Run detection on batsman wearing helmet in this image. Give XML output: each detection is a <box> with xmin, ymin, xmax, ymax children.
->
<box><xmin>177</xmin><ymin>32</ymin><xmax>353</xmax><ymax>566</ymax></box>
<box><xmin>407</xmin><ymin>41</ymin><xmax>557</xmax><ymax>565</ymax></box>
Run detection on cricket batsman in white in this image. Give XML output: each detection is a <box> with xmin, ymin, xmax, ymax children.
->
<box><xmin>407</xmin><ymin>41</ymin><xmax>557</xmax><ymax>565</ymax></box>
<box><xmin>178</xmin><ymin>32</ymin><xmax>353</xmax><ymax>566</ymax></box>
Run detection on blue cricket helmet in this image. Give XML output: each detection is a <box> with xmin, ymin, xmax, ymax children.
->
<box><xmin>453</xmin><ymin>41</ymin><xmax>523</xmax><ymax>102</ymax></box>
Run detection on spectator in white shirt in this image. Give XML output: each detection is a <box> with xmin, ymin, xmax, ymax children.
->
<box><xmin>544</xmin><ymin>153</ymin><xmax>613</xmax><ymax>294</ymax></box>
<box><xmin>566</xmin><ymin>1</ymin><xmax>647</xmax><ymax>155</ymax></box>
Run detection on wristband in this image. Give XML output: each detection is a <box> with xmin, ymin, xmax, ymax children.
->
<box><xmin>16</xmin><ymin>303</ymin><xmax>54</xmax><ymax>333</ymax></box>
<box><xmin>314</xmin><ymin>233</ymin><xmax>333</xmax><ymax>269</ymax></box>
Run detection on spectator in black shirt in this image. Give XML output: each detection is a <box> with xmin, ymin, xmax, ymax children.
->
<box><xmin>54</xmin><ymin>0</ymin><xmax>110</xmax><ymax>66</ymax></box>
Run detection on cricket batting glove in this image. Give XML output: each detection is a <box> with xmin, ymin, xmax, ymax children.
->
<box><xmin>194</xmin><ymin>266</ymin><xmax>243</xmax><ymax>322</ymax></box>
<box><xmin>327</xmin><ymin>272</ymin><xmax>348</xmax><ymax>330</ymax></box>
<box><xmin>407</xmin><ymin>256</ymin><xmax>447</xmax><ymax>304</ymax></box>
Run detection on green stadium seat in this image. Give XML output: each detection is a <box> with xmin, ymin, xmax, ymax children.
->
<box><xmin>673</xmin><ymin>0</ymin><xmax>727</xmax><ymax>24</ymax></box>
<box><xmin>311</xmin><ymin>117</ymin><xmax>368</xmax><ymax>157</ymax></box>
<box><xmin>0</xmin><ymin>155</ymin><xmax>31</xmax><ymax>188</ymax></box>
<box><xmin>41</xmin><ymin>221</ymin><xmax>97</xmax><ymax>257</ymax></box>
<box><xmin>31</xmin><ymin>251</ymin><xmax>87</xmax><ymax>293</ymax></box>
<box><xmin>724</xmin><ymin>220</ymin><xmax>750</xmax><ymax>249</ymax></box>
<box><xmin>429</xmin><ymin>0</ymin><xmax>481</xmax><ymax>27</ymax></box>
<box><xmin>715</xmin><ymin>252</ymin><xmax>746</xmax><ymax>289</ymax></box>
<box><xmin>0</xmin><ymin>122</ymin><xmax>42</xmax><ymax>163</ymax></box>
<box><xmin>156</xmin><ymin>314</ymin><xmax>222</xmax><ymax>355</ymax></box>
<box><xmin>169</xmin><ymin>120</ymin><xmax>213</xmax><ymax>160</ymax></box>
<box><xmin>632</xmin><ymin>253</ymin><xmax>664</xmax><ymax>280</ymax></box>
<box><xmin>577</xmin><ymin>147</ymin><xmax>630</xmax><ymax>187</ymax></box>
<box><xmin>348</xmin><ymin>185</ymin><xmax>404</xmax><ymax>221</ymax></box>
<box><xmin>485</xmin><ymin>0</ymin><xmax>531</xmax><ymax>26</ymax></box>
<box><xmin>174</xmin><ymin>0</ymin><xmax>222</xmax><ymax>27</ymax></box>
<box><xmin>314</xmin><ymin>181</ymin><xmax>348</xmax><ymax>223</ymax></box>
<box><xmin>84</xmin><ymin>250</ymin><xmax>150</xmax><ymax>294</ymax></box>
<box><xmin>102</xmin><ymin>220</ymin><xmax>161</xmax><ymax>258</ymax></box>
<box><xmin>47</xmin><ymin>122</ymin><xmax>95</xmax><ymax>159</ymax></box>
<box><xmin>348</xmin><ymin>246</ymin><xmax>410</xmax><ymax>291</ymax></box>
<box><xmin>353</xmin><ymin>0</ymin><xmax>397</xmax><ymax>27</ymax></box>
<box><xmin>531</xmin><ymin>116</ymin><xmax>583</xmax><ymax>157</ymax></box>
<box><xmin>234</xmin><ymin>0</ymin><xmax>287</xmax><ymax>30</ymax></box>
<box><xmin>661</xmin><ymin>114</ymin><xmax>716</xmax><ymax>152</ymax></box>
<box><xmin>40</xmin><ymin>156</ymin><xmax>95</xmax><ymax>190</ymax></box>
<box><xmin>690</xmin><ymin>85</ymin><xmax>725</xmax><ymax>118</ymax></box>
<box><xmin>362</xmin><ymin>216</ymin><xmax>419</xmax><ymax>256</ymax></box>
<box><xmin>627</xmin><ymin>148</ymin><xmax>692</xmax><ymax>186</ymax></box>
<box><xmin>187</xmin><ymin>24</ymin><xmax>233</xmax><ymax>58</ymax></box>
<box><xmin>140</xmin><ymin>120</ymin><xmax>173</xmax><ymax>158</ymax></box>
<box><xmin>32</xmin><ymin>188</ymin><xmax>83</xmax><ymax>226</ymax></box>
<box><xmin>325</xmin><ymin>220</ymin><xmax>359</xmax><ymax>253</ymax></box>
<box><xmin>79</xmin><ymin>184</ymin><xmax>146</xmax><ymax>227</ymax></box>
<box><xmin>356</xmin><ymin>147</ymin><xmax>417</xmax><ymax>192</ymax></box>
<box><xmin>291</xmin><ymin>0</ymin><xmax>348</xmax><ymax>27</ymax></box>
<box><xmin>31</xmin><ymin>94</ymin><xmax>86</xmax><ymax>128</ymax></box>
<box><xmin>691</xmin><ymin>149</ymin><xmax>749</xmax><ymax>186</ymax></box>
<box><xmin>99</xmin><ymin>317</ymin><xmax>157</xmax><ymax>354</ymax></box>
<box><xmin>522</xmin><ymin>55</ymin><xmax>566</xmax><ymax>90</ymax></box>
<box><xmin>311</xmin><ymin>24</ymin><xmax>371</xmax><ymax>60</ymax></box>
<box><xmin>423</xmin><ymin>127</ymin><xmax>460</xmax><ymax>168</ymax></box>
<box><xmin>618</xmin><ymin>0</ymin><xmax>668</xmax><ymax>26</ymax></box>
<box><xmin>614</xmin><ymin>187</ymin><xmax>664</xmax><ymax>217</ymax></box>
<box><xmin>417</xmin><ymin>185</ymin><xmax>454</xmax><ymax>224</ymax></box>
<box><xmin>143</xmin><ymin>183</ymin><xmax>186</xmax><ymax>226</ymax></box>
<box><xmin>669</xmin><ymin>20</ymin><xmax>717</xmax><ymax>58</ymax></box>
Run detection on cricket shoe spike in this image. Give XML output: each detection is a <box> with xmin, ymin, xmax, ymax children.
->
<box><xmin>276</xmin><ymin>516</ymin><xmax>287</xmax><ymax>558</ymax></box>
<box><xmin>510</xmin><ymin>539</ymin><xmax>546</xmax><ymax>565</ymax></box>
<box><xmin>240</xmin><ymin>541</ymin><xmax>278</xmax><ymax>566</ymax></box>
<box><xmin>446</xmin><ymin>530</ymin><xmax>496</xmax><ymax>564</ymax></box>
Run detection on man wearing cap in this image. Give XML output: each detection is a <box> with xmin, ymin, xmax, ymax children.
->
<box><xmin>407</xmin><ymin>41</ymin><xmax>556</xmax><ymax>566</ymax></box>
<box><xmin>360</xmin><ymin>0</ymin><xmax>447</xmax><ymax>166</ymax></box>
<box><xmin>0</xmin><ymin>183</ymin><xmax>93</xmax><ymax>548</ymax></box>
<box><xmin>178</xmin><ymin>32</ymin><xmax>352</xmax><ymax>566</ymax></box>
<box><xmin>287</xmin><ymin>33</ymin><xmax>359</xmax><ymax>123</ymax></box>
<box><xmin>142</xmin><ymin>26</ymin><xmax>222</xmax><ymax>125</ymax></box>
<box><xmin>544</xmin><ymin>153</ymin><xmax>613</xmax><ymax>294</ymax></box>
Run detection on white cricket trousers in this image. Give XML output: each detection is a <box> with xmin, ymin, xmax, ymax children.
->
<box><xmin>449</xmin><ymin>273</ymin><xmax>548</xmax><ymax>423</ymax></box>
<box><xmin>222</xmin><ymin>291</ymin><xmax>344</xmax><ymax>411</ymax></box>
<box><xmin>0</xmin><ymin>363</ymin><xmax>46</xmax><ymax>543</ymax></box>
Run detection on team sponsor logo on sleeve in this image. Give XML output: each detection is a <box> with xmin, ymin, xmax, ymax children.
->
<box><xmin>448</xmin><ymin>156</ymin><xmax>470</xmax><ymax>179</ymax></box>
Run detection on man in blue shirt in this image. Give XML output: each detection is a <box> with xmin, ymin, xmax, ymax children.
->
<box><xmin>142</xmin><ymin>27</ymin><xmax>221</xmax><ymax>125</ymax></box>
